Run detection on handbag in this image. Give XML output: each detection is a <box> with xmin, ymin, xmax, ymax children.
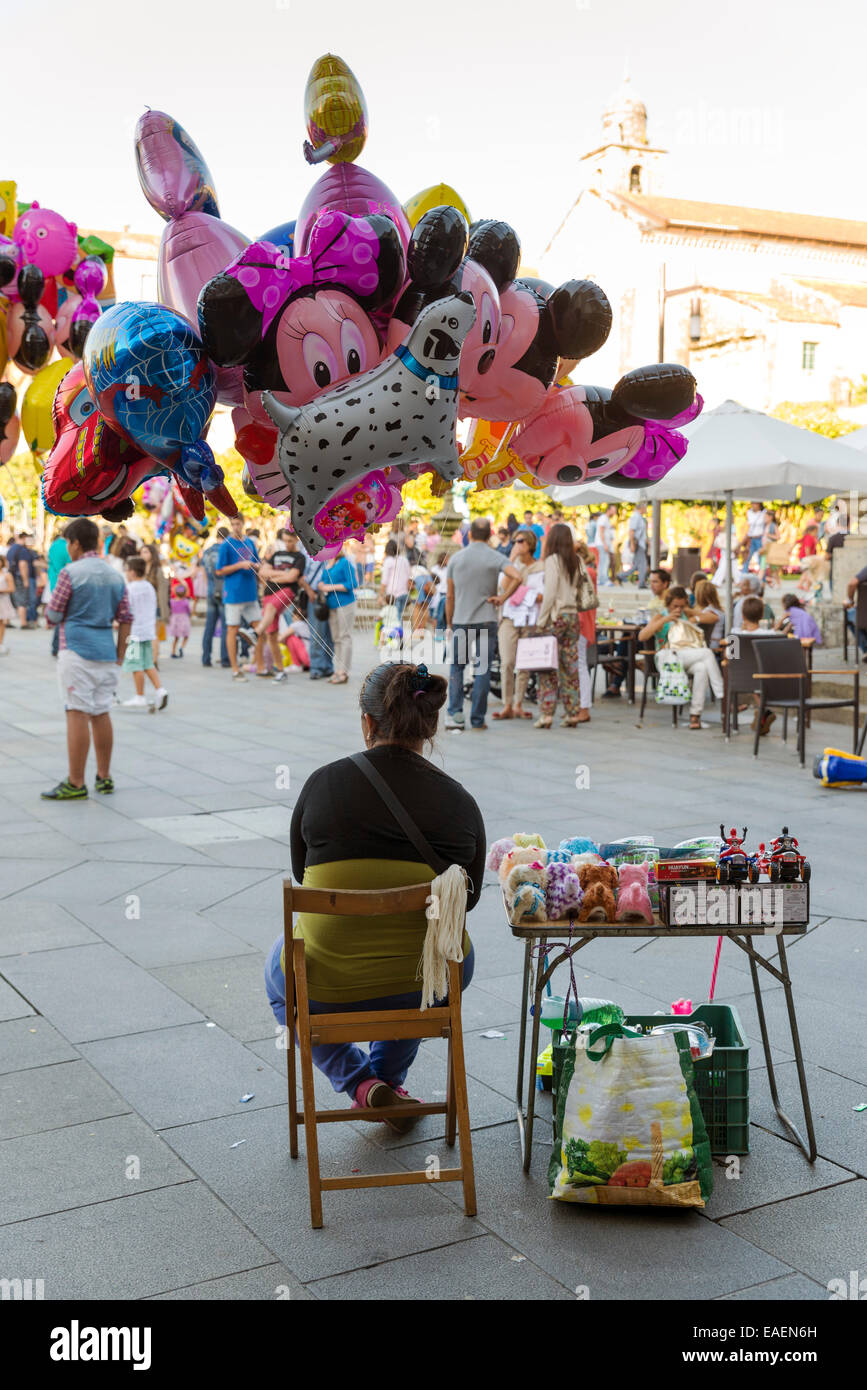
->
<box><xmin>574</xmin><ymin>558</ymin><xmax>598</xmax><ymax>613</ymax></box>
<box><xmin>654</xmin><ymin>648</ymin><xmax>692</xmax><ymax>705</ymax></box>
<box><xmin>515</xmin><ymin>634</ymin><xmax>559</xmax><ymax>671</ymax></box>
<box><xmin>313</xmin><ymin>599</ymin><xmax>330</xmax><ymax>621</ymax></box>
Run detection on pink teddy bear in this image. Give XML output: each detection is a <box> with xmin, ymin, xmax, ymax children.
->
<box><xmin>615</xmin><ymin>861</ymin><xmax>654</xmax><ymax>925</ymax></box>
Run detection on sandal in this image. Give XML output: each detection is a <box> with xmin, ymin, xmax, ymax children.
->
<box><xmin>492</xmin><ymin>708</ymin><xmax>514</xmax><ymax>720</ymax></box>
<box><xmin>534</xmin><ymin>716</ymin><xmax>553</xmax><ymax>729</ymax></box>
<box><xmin>689</xmin><ymin>716</ymin><xmax>703</xmax><ymax>730</ymax></box>
<box><xmin>329</xmin><ymin>673</ymin><xmax>349</xmax><ymax>684</ymax></box>
<box><xmin>515</xmin><ymin>708</ymin><xmax>533</xmax><ymax>719</ymax></box>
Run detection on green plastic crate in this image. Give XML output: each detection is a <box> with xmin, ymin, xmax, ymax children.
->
<box><xmin>549</xmin><ymin>1004</ymin><xmax>750</xmax><ymax>1156</ymax></box>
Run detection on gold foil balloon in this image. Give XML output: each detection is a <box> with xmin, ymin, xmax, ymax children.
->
<box><xmin>303</xmin><ymin>54</ymin><xmax>368</xmax><ymax>166</ymax></box>
<box><xmin>404</xmin><ymin>184</ymin><xmax>471</xmax><ymax>230</ymax></box>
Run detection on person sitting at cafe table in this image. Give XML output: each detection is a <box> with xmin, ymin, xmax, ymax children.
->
<box><xmin>639</xmin><ymin>586</ymin><xmax>724</xmax><ymax>731</ymax></box>
<box><xmin>601</xmin><ymin>566</ymin><xmax>671</xmax><ymax>699</ymax></box>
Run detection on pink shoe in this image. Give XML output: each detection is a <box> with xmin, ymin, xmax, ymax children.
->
<box><xmin>351</xmin><ymin>1078</ymin><xmax>424</xmax><ymax>1134</ymax></box>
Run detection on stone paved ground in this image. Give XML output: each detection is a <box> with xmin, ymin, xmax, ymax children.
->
<box><xmin>1</xmin><ymin>622</ymin><xmax>865</xmax><ymax>1301</ymax></box>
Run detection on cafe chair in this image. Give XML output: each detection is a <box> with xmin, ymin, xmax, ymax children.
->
<box><xmin>282</xmin><ymin>879</ymin><xmax>477</xmax><ymax>1229</ymax></box>
<box><xmin>843</xmin><ymin>580</ymin><xmax>867</xmax><ymax>664</ymax></box>
<box><xmin>752</xmin><ymin>637</ymin><xmax>860</xmax><ymax>767</ymax></box>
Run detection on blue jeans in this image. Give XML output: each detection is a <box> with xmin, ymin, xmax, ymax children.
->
<box><xmin>434</xmin><ymin>594</ymin><xmax>447</xmax><ymax>636</ymax></box>
<box><xmin>26</xmin><ymin>578</ymin><xmax>38</xmax><ymax>623</ymax></box>
<box><xmin>265</xmin><ymin>937</ymin><xmax>475</xmax><ymax>1095</ymax></box>
<box><xmin>748</xmin><ymin>535</ymin><xmax>763</xmax><ymax>563</ymax></box>
<box><xmin>448</xmin><ymin>622</ymin><xmax>496</xmax><ymax>726</ymax></box>
<box><xmin>846</xmin><ymin>606</ymin><xmax>867</xmax><ymax>654</ymax></box>
<box><xmin>202</xmin><ymin>597</ymin><xmax>229</xmax><ymax>666</ymax></box>
<box><xmin>307</xmin><ymin>606</ymin><xmax>334</xmax><ymax>676</ymax></box>
<box><xmin>393</xmin><ymin>592</ymin><xmax>409</xmax><ymax>625</ymax></box>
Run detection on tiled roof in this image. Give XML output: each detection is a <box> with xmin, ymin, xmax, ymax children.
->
<box><xmin>620</xmin><ymin>195</ymin><xmax>867</xmax><ymax>248</ymax></box>
<box><xmin>795</xmin><ymin>278</ymin><xmax>867</xmax><ymax>308</ymax></box>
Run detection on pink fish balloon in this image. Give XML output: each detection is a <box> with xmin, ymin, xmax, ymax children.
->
<box><xmin>135</xmin><ymin>110</ymin><xmax>219</xmax><ymax>222</ymax></box>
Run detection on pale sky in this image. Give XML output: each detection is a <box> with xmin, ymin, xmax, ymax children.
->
<box><xmin>6</xmin><ymin>0</ymin><xmax>867</xmax><ymax>262</ymax></box>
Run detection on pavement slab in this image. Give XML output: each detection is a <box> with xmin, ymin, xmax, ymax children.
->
<box><xmin>719</xmin><ymin>1180</ymin><xmax>867</xmax><ymax>1288</ymax></box>
<box><xmin>0</xmin><ymin>1017</ymin><xmax>79</xmax><ymax>1075</ymax></box>
<box><xmin>0</xmin><ymin>1059</ymin><xmax>128</xmax><ymax>1140</ymax></box>
<box><xmin>0</xmin><ymin>1182</ymin><xmax>277</xmax><ymax>1301</ymax></box>
<box><xmin>0</xmin><ymin>944</ymin><xmax>202</xmax><ymax>1043</ymax></box>
<box><xmin>80</xmin><ymin>1022</ymin><xmax>285</xmax><ymax>1129</ymax></box>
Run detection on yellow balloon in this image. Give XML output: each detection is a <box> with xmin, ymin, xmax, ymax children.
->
<box><xmin>21</xmin><ymin>358</ymin><xmax>74</xmax><ymax>453</ymax></box>
<box><xmin>404</xmin><ymin>184</ymin><xmax>471</xmax><ymax>230</ymax></box>
<box><xmin>304</xmin><ymin>54</ymin><xmax>368</xmax><ymax>166</ymax></box>
<box><xmin>459</xmin><ymin>419</ymin><xmax>537</xmax><ymax>491</ymax></box>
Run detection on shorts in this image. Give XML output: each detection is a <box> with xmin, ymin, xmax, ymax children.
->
<box><xmin>262</xmin><ymin>588</ymin><xmax>295</xmax><ymax>633</ymax></box>
<box><xmin>13</xmin><ymin>585</ymin><xmax>28</xmax><ymax>609</ymax></box>
<box><xmin>58</xmin><ymin>648</ymin><xmax>119</xmax><ymax>716</ymax></box>
<box><xmin>225</xmin><ymin>600</ymin><xmax>262</xmax><ymax>627</ymax></box>
<box><xmin>123</xmin><ymin>639</ymin><xmax>155</xmax><ymax>672</ymax></box>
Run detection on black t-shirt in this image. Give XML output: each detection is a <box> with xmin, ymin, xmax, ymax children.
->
<box><xmin>290</xmin><ymin>744</ymin><xmax>486</xmax><ymax>910</ymax></box>
<box><xmin>264</xmin><ymin>548</ymin><xmax>305</xmax><ymax>599</ymax></box>
<box><xmin>7</xmin><ymin>543</ymin><xmax>35</xmax><ymax>583</ymax></box>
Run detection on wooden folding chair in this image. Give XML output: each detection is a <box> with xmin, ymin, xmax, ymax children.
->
<box><xmin>282</xmin><ymin>879</ymin><xmax>477</xmax><ymax>1229</ymax></box>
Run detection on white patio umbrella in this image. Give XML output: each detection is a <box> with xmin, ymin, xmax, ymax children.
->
<box><xmin>539</xmin><ymin>399</ymin><xmax>867</xmax><ymax>629</ymax></box>
<box><xmin>640</xmin><ymin>400</ymin><xmax>867</xmax><ymax>627</ymax></box>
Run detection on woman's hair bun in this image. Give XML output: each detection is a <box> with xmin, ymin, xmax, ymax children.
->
<box><xmin>361</xmin><ymin>663</ymin><xmax>447</xmax><ymax>744</ymax></box>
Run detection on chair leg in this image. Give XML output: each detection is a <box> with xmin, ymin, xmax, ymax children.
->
<box><xmin>798</xmin><ymin>691</ymin><xmax>806</xmax><ymax>767</ymax></box>
<box><xmin>854</xmin><ymin>673</ymin><xmax>861</xmax><ymax>754</ymax></box>
<box><xmin>753</xmin><ymin>696</ymin><xmax>764</xmax><ymax>758</ymax></box>
<box><xmin>445</xmin><ymin>1032</ymin><xmax>457</xmax><ymax>1147</ymax></box>
<box><xmin>294</xmin><ymin>942</ymin><xmax>323</xmax><ymax>1229</ymax></box>
<box><xmin>782</xmin><ymin>708</ymin><xmax>788</xmax><ymax>743</ymax></box>
<box><xmin>287</xmin><ymin>946</ymin><xmax>298</xmax><ymax>1160</ymax></box>
<box><xmin>448</xmin><ymin>988</ymin><xmax>476</xmax><ymax>1218</ymax></box>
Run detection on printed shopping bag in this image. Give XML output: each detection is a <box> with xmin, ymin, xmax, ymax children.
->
<box><xmin>655</xmin><ymin>647</ymin><xmax>691</xmax><ymax>705</ymax></box>
<box><xmin>515</xmin><ymin>634</ymin><xmax>559</xmax><ymax>671</ymax></box>
<box><xmin>549</xmin><ymin>1023</ymin><xmax>713</xmax><ymax>1206</ymax></box>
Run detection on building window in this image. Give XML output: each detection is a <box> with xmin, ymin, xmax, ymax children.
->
<box><xmin>802</xmin><ymin>341</ymin><xmax>817</xmax><ymax>371</ymax></box>
<box><xmin>629</xmin><ymin>165</ymin><xmax>642</xmax><ymax>193</ymax></box>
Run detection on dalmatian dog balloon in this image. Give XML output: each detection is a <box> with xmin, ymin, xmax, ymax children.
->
<box><xmin>262</xmin><ymin>291</ymin><xmax>476</xmax><ymax>554</ymax></box>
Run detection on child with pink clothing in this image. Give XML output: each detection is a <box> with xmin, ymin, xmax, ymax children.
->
<box><xmin>169</xmin><ymin>580</ymin><xmax>191</xmax><ymax>659</ymax></box>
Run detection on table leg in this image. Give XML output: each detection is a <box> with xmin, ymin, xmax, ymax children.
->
<box><xmin>745</xmin><ymin>936</ymin><xmax>817</xmax><ymax>1162</ymax></box>
<box><xmin>627</xmin><ymin>635</ymin><xmax>636</xmax><ymax>705</ymax></box>
<box><xmin>522</xmin><ymin>941</ymin><xmax>547</xmax><ymax>1172</ymax></box>
<box><xmin>515</xmin><ymin>940</ymin><xmax>531</xmax><ymax>1163</ymax></box>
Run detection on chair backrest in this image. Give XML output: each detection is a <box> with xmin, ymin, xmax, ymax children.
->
<box><xmin>857</xmin><ymin>580</ymin><xmax>867</xmax><ymax>629</ymax></box>
<box><xmin>752</xmin><ymin>635</ymin><xmax>808</xmax><ymax>703</ymax></box>
<box><xmin>698</xmin><ymin>618</ymin><xmax>718</xmax><ymax>649</ymax></box>
<box><xmin>722</xmin><ymin>632</ymin><xmax>761</xmax><ymax>696</ymax></box>
<box><xmin>284</xmin><ymin>879</ymin><xmax>435</xmax><ymax>921</ymax></box>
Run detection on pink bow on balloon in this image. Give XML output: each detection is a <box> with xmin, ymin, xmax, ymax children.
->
<box><xmin>226</xmin><ymin>211</ymin><xmax>384</xmax><ymax>336</ymax></box>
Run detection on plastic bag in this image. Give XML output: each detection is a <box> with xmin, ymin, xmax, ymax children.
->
<box><xmin>549</xmin><ymin>1023</ymin><xmax>713</xmax><ymax>1207</ymax></box>
<box><xmin>655</xmin><ymin>648</ymin><xmax>691</xmax><ymax>705</ymax></box>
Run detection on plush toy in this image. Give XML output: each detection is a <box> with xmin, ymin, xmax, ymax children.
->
<box><xmin>544</xmin><ymin>849</ymin><xmax>573</xmax><ymax>866</ymax></box>
<box><xmin>559</xmin><ymin>836</ymin><xmax>599</xmax><ymax>856</ymax></box>
<box><xmin>571</xmin><ymin>850</ymin><xmax>605</xmax><ymax>871</ymax></box>
<box><xmin>513</xmin><ymin>832</ymin><xmax>546</xmax><ymax>850</ymax></box>
<box><xmin>545</xmin><ymin>862</ymin><xmax>584</xmax><ymax>921</ymax></box>
<box><xmin>504</xmin><ymin>861</ymin><xmax>548</xmax><ymax>908</ymax></box>
<box><xmin>615</xmin><ymin>861</ymin><xmax>654</xmax><ymax>925</ymax></box>
<box><xmin>499</xmin><ymin>845</ymin><xmax>545</xmax><ymax>884</ymax></box>
<box><xmin>486</xmin><ymin>837</ymin><xmax>515</xmax><ymax>872</ymax></box>
<box><xmin>577</xmin><ymin>864</ymin><xmax>618</xmax><ymax>923</ymax></box>
<box><xmin>511</xmin><ymin>883</ymin><xmax>548</xmax><ymax>923</ymax></box>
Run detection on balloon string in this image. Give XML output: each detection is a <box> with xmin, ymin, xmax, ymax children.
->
<box><xmin>708</xmin><ymin>935</ymin><xmax>723</xmax><ymax>1002</ymax></box>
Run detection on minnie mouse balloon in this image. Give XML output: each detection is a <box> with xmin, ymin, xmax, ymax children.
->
<box><xmin>296</xmin><ymin>164</ymin><xmax>411</xmax><ymax>257</ymax></box>
<box><xmin>0</xmin><ymin>381</ymin><xmax>19</xmax><ymax>464</ymax></box>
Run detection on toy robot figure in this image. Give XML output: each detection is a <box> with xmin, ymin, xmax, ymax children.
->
<box><xmin>767</xmin><ymin>827</ymin><xmax>810</xmax><ymax>883</ymax></box>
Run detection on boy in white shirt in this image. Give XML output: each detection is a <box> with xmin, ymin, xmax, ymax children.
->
<box><xmin>122</xmin><ymin>556</ymin><xmax>168</xmax><ymax>710</ymax></box>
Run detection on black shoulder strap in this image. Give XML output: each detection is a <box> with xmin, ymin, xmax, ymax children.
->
<box><xmin>350</xmin><ymin>752</ymin><xmax>450</xmax><ymax>876</ymax></box>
